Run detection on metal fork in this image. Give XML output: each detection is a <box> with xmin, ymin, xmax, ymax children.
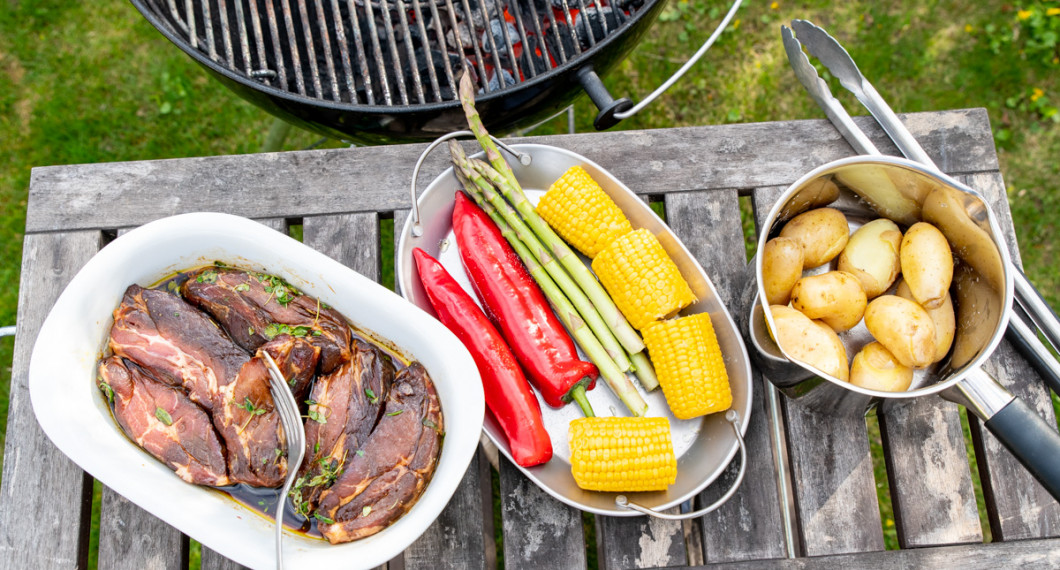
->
<box><xmin>263</xmin><ymin>352</ymin><xmax>306</xmax><ymax>570</ymax></box>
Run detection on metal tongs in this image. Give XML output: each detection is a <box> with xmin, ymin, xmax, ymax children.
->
<box><xmin>782</xmin><ymin>19</ymin><xmax>1060</xmax><ymax>393</ymax></box>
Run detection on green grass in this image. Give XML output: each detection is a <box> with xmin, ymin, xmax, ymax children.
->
<box><xmin>2</xmin><ymin>0</ymin><xmax>1059</xmax><ymax>562</ymax></box>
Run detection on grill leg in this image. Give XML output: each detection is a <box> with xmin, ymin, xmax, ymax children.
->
<box><xmin>263</xmin><ymin>118</ymin><xmax>293</xmax><ymax>153</ymax></box>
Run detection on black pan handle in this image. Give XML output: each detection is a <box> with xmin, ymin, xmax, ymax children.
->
<box><xmin>575</xmin><ymin>0</ymin><xmax>743</xmax><ymax>130</ymax></box>
<box><xmin>948</xmin><ymin>367</ymin><xmax>1060</xmax><ymax>503</ymax></box>
<box><xmin>985</xmin><ymin>397</ymin><xmax>1060</xmax><ymax>502</ymax></box>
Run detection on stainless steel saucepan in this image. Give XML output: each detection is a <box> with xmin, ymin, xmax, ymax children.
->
<box><xmin>741</xmin><ymin>154</ymin><xmax>1060</xmax><ymax>502</ymax></box>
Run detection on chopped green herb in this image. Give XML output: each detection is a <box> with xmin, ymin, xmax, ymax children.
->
<box><xmin>313</xmin><ymin>513</ymin><xmax>335</xmax><ymax>525</ymax></box>
<box><xmin>314</xmin><ymin>441</ymin><xmax>320</xmax><ymax>454</ymax></box>
<box><xmin>173</xmin><ymin>311</ymin><xmax>180</xmax><ymax>317</ymax></box>
<box><xmin>365</xmin><ymin>387</ymin><xmax>378</xmax><ymax>404</ymax></box>
<box><xmin>214</xmin><ymin>261</ymin><xmax>227</xmax><ymax>267</ymax></box>
<box><xmin>422</xmin><ymin>418</ymin><xmax>444</xmax><ymax>434</ymax></box>
<box><xmin>155</xmin><ymin>407</ymin><xmax>174</xmax><ymax>426</ymax></box>
<box><xmin>287</xmin><ymin>376</ymin><xmax>296</xmax><ymax>387</ymax></box>
<box><xmin>98</xmin><ymin>380</ymin><xmax>114</xmax><ymax>403</ymax></box>
<box><xmin>235</xmin><ymin>283</ymin><xmax>250</xmax><ymax>292</ymax></box>
<box><xmin>235</xmin><ymin>396</ymin><xmax>267</xmax><ymax>416</ymax></box>
<box><xmin>355</xmin><ymin>450</ymin><xmax>365</xmax><ymax>457</ymax></box>
<box><xmin>386</xmin><ymin>410</ymin><xmax>404</xmax><ymax>417</ymax></box>
<box><xmin>263</xmin><ymin>322</ymin><xmax>312</xmax><ymax>340</ymax></box>
<box><xmin>248</xmin><ymin>327</ymin><xmax>255</xmax><ymax>336</ymax></box>
<box><xmin>308</xmin><ymin>409</ymin><xmax>327</xmax><ymax>424</ymax></box>
<box><xmin>361</xmin><ymin>506</ymin><xmax>372</xmax><ymax>517</ymax></box>
<box><xmin>196</xmin><ymin>269</ymin><xmax>219</xmax><ymax>284</ymax></box>
<box><xmin>312</xmin><ymin>330</ymin><xmax>322</xmax><ymax>336</ymax></box>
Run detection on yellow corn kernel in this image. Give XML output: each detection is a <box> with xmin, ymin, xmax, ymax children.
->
<box><xmin>535</xmin><ymin>165</ymin><xmax>633</xmax><ymax>258</ymax></box>
<box><xmin>568</xmin><ymin>416</ymin><xmax>677</xmax><ymax>492</ymax></box>
<box><xmin>591</xmin><ymin>229</ymin><xmax>696</xmax><ymax>330</ymax></box>
<box><xmin>643</xmin><ymin>313</ymin><xmax>732</xmax><ymax>419</ymax></box>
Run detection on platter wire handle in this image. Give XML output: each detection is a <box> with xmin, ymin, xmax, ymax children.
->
<box><xmin>409</xmin><ymin>131</ymin><xmax>532</xmax><ymax>237</ymax></box>
<box><xmin>615</xmin><ymin>410</ymin><xmax>746</xmax><ymax>520</ymax></box>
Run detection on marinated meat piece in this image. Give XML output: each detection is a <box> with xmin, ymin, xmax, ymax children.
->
<box><xmin>260</xmin><ymin>335</ymin><xmax>321</xmax><ymax>411</ymax></box>
<box><xmin>98</xmin><ymin>356</ymin><xmax>230</xmax><ymax>487</ymax></box>
<box><xmin>315</xmin><ymin>363</ymin><xmax>443</xmax><ymax>544</ymax></box>
<box><xmin>109</xmin><ymin>285</ymin><xmax>247</xmax><ymax>407</ymax></box>
<box><xmin>181</xmin><ymin>267</ymin><xmax>352</xmax><ymax>373</ymax></box>
<box><xmin>291</xmin><ymin>339</ymin><xmax>394</xmax><ymax>516</ymax></box>
<box><xmin>107</xmin><ymin>285</ymin><xmax>287</xmax><ymax>487</ymax></box>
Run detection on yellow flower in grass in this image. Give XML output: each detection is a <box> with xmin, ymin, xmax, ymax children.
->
<box><xmin>1031</xmin><ymin>87</ymin><xmax>1044</xmax><ymax>102</ymax></box>
<box><xmin>965</xmin><ymin>24</ymin><xmax>974</xmax><ymax>33</ymax></box>
<box><xmin>1018</xmin><ymin>9</ymin><xmax>1032</xmax><ymax>20</ymax></box>
<box><xmin>1047</xmin><ymin>7</ymin><xmax>1060</xmax><ymax>16</ymax></box>
<box><xmin>770</xmin><ymin>1</ymin><xmax>779</xmax><ymax>9</ymax></box>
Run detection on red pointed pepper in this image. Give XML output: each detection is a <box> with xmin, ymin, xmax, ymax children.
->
<box><xmin>413</xmin><ymin>248</ymin><xmax>552</xmax><ymax>467</ymax></box>
<box><xmin>451</xmin><ymin>191</ymin><xmax>598</xmax><ymax>409</ymax></box>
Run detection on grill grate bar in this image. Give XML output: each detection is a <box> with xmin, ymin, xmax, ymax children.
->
<box><xmin>378</xmin><ymin>0</ymin><xmax>410</xmax><ymax>104</ymax></box>
<box><xmin>216</xmin><ymin>0</ymin><xmax>236</xmax><ymax>66</ymax></box>
<box><xmin>311</xmin><ymin>0</ymin><xmax>341</xmax><ymax>100</ymax></box>
<box><xmin>506</xmin><ymin>0</ymin><xmax>537</xmax><ymax>79</ymax></box>
<box><xmin>232</xmin><ymin>0</ymin><xmax>252</xmax><ymax>72</ymax></box>
<box><xmin>347</xmin><ymin>0</ymin><xmax>377</xmax><ymax>104</ymax></box>
<box><xmin>521</xmin><ymin>0</ymin><xmax>553</xmax><ymax>73</ymax></box>
<box><xmin>202</xmin><ymin>0</ymin><xmax>219</xmax><ymax>61</ymax></box>
<box><xmin>278</xmin><ymin>0</ymin><xmax>307</xmax><ymax>95</ymax></box>
<box><xmin>145</xmin><ymin>0</ymin><xmax>649</xmax><ymax>110</ymax></box>
<box><xmin>330</xmin><ymin>0</ymin><xmax>359</xmax><ymax>103</ymax></box>
<box><xmin>394</xmin><ymin>0</ymin><xmax>426</xmax><ymax>104</ymax></box>
<box><xmin>263</xmin><ymin>0</ymin><xmax>290</xmax><ymax>89</ymax></box>
<box><xmin>362</xmin><ymin>0</ymin><xmax>394</xmax><ymax>105</ymax></box>
<box><xmin>296</xmin><ymin>0</ymin><xmax>324</xmax><ymax>98</ymax></box>
<box><xmin>410</xmin><ymin>0</ymin><xmax>443</xmax><ymax>102</ymax></box>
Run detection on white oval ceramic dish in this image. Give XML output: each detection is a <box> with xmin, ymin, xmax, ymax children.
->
<box><xmin>396</xmin><ymin>143</ymin><xmax>753</xmax><ymax>516</ymax></box>
<box><xmin>28</xmin><ymin>212</ymin><xmax>484</xmax><ymax>570</ymax></box>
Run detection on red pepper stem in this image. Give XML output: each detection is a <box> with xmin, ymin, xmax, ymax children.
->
<box><xmin>568</xmin><ymin>384</ymin><xmax>595</xmax><ymax>418</ymax></box>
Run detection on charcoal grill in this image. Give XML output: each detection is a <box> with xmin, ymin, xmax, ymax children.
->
<box><xmin>131</xmin><ymin>0</ymin><xmax>739</xmax><ymax>144</ymax></box>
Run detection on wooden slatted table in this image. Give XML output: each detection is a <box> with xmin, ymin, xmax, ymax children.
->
<box><xmin>5</xmin><ymin>109</ymin><xmax>1060</xmax><ymax>569</ymax></box>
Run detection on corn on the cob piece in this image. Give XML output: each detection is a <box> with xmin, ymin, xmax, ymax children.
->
<box><xmin>568</xmin><ymin>416</ymin><xmax>677</xmax><ymax>492</ymax></box>
<box><xmin>591</xmin><ymin>229</ymin><xmax>696</xmax><ymax>330</ymax></box>
<box><xmin>535</xmin><ymin>166</ymin><xmax>633</xmax><ymax>258</ymax></box>
<box><xmin>643</xmin><ymin>313</ymin><xmax>732</xmax><ymax>419</ymax></box>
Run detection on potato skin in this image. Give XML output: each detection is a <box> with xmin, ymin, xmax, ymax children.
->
<box><xmin>895</xmin><ymin>279</ymin><xmax>955</xmax><ymax>364</ymax></box>
<box><xmin>849</xmin><ymin>342</ymin><xmax>914</xmax><ymax>392</ymax></box>
<box><xmin>762</xmin><ymin>237</ymin><xmax>804</xmax><ymax>305</ymax></box>
<box><xmin>900</xmin><ymin>222</ymin><xmax>953</xmax><ymax>309</ymax></box>
<box><xmin>769</xmin><ymin>305</ymin><xmax>849</xmax><ymax>381</ymax></box>
<box><xmin>790</xmin><ymin>271</ymin><xmax>867</xmax><ymax>332</ymax></box>
<box><xmin>778</xmin><ymin>207</ymin><xmax>850</xmax><ymax>269</ymax></box>
<box><xmin>837</xmin><ymin>218</ymin><xmax>903</xmax><ymax>298</ymax></box>
<box><xmin>864</xmin><ymin>295</ymin><xmax>937</xmax><ymax>368</ymax></box>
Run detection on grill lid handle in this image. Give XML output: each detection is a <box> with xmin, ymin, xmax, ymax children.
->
<box><xmin>586</xmin><ymin>0</ymin><xmax>743</xmax><ymax>129</ymax></box>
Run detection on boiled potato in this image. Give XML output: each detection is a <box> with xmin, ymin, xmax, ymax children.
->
<box><xmin>778</xmin><ymin>207</ymin><xmax>850</xmax><ymax>269</ymax></box>
<box><xmin>895</xmin><ymin>278</ymin><xmax>955</xmax><ymax>364</ymax></box>
<box><xmin>900</xmin><ymin>222</ymin><xmax>953</xmax><ymax>309</ymax></box>
<box><xmin>769</xmin><ymin>305</ymin><xmax>849</xmax><ymax>381</ymax></box>
<box><xmin>790</xmin><ymin>271</ymin><xmax>867</xmax><ymax>332</ymax></box>
<box><xmin>849</xmin><ymin>342</ymin><xmax>914</xmax><ymax>392</ymax></box>
<box><xmin>837</xmin><ymin>218</ymin><xmax>903</xmax><ymax>298</ymax></box>
<box><xmin>762</xmin><ymin>237</ymin><xmax>804</xmax><ymax>305</ymax></box>
<box><xmin>864</xmin><ymin>295</ymin><xmax>937</xmax><ymax>368</ymax></box>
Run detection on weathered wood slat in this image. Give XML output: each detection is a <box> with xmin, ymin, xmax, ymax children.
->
<box><xmin>750</xmin><ymin>187</ymin><xmax>884</xmax><ymax>556</ymax></box>
<box><xmin>97</xmin><ymin>490</ymin><xmax>187</xmax><ymax>570</ymax></box>
<box><xmin>665</xmin><ymin>189</ymin><xmax>789</xmax><ymax>563</ymax></box>
<box><xmin>303</xmin><ymin>212</ymin><xmax>380</xmax><ymax>280</ymax></box>
<box><xmin>956</xmin><ymin>172</ymin><xmax>1060</xmax><ymax>541</ymax></box>
<box><xmin>499</xmin><ymin>459</ymin><xmax>586</xmax><ymax>569</ymax></box>
<box><xmin>696</xmin><ymin>536</ymin><xmax>1060</xmax><ymax>569</ymax></box>
<box><xmin>0</xmin><ymin>231</ymin><xmax>101</xmax><ymax>569</ymax></box>
<box><xmin>597</xmin><ymin>510</ymin><xmax>687</xmax><ymax>570</ymax></box>
<box><xmin>877</xmin><ymin>399</ymin><xmax>982</xmax><ymax>547</ymax></box>
<box><xmin>25</xmin><ymin>110</ymin><xmax>996</xmax><ymax>233</ymax></box>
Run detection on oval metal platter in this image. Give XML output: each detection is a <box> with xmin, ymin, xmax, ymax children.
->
<box><xmin>396</xmin><ymin>143</ymin><xmax>753</xmax><ymax>516</ymax></box>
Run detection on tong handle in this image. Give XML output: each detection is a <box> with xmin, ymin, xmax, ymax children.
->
<box><xmin>1014</xmin><ymin>269</ymin><xmax>1060</xmax><ymax>358</ymax></box>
